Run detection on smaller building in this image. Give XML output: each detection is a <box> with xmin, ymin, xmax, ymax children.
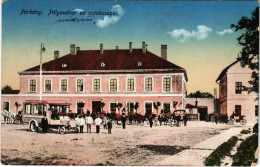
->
<box><xmin>186</xmin><ymin>98</ymin><xmax>217</xmax><ymax>121</ymax></box>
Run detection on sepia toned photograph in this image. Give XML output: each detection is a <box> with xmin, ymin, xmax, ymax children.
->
<box><xmin>1</xmin><ymin>0</ymin><xmax>259</xmax><ymax>166</ymax></box>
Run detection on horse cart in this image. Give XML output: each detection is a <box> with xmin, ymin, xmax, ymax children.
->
<box><xmin>22</xmin><ymin>100</ymin><xmax>78</xmax><ymax>134</ymax></box>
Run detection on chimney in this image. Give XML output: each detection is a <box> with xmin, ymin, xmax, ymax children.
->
<box><xmin>70</xmin><ymin>44</ymin><xmax>76</xmax><ymax>55</ymax></box>
<box><xmin>142</xmin><ymin>41</ymin><xmax>146</xmax><ymax>53</ymax></box>
<box><xmin>100</xmin><ymin>44</ymin><xmax>103</xmax><ymax>54</ymax></box>
<box><xmin>116</xmin><ymin>46</ymin><xmax>119</xmax><ymax>50</ymax></box>
<box><xmin>129</xmin><ymin>42</ymin><xmax>132</xmax><ymax>53</ymax></box>
<box><xmin>76</xmin><ymin>47</ymin><xmax>80</xmax><ymax>52</ymax></box>
<box><xmin>195</xmin><ymin>100</ymin><xmax>198</xmax><ymax>107</ymax></box>
<box><xmin>161</xmin><ymin>45</ymin><xmax>167</xmax><ymax>60</ymax></box>
<box><xmin>54</xmin><ymin>51</ymin><xmax>59</xmax><ymax>60</ymax></box>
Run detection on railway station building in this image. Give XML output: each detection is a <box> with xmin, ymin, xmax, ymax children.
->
<box><xmin>1</xmin><ymin>42</ymin><xmax>188</xmax><ymax>117</ymax></box>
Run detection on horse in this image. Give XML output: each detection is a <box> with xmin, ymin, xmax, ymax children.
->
<box><xmin>2</xmin><ymin>110</ymin><xmax>16</xmax><ymax>124</ymax></box>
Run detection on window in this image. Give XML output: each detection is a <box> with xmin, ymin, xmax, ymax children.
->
<box><xmin>163</xmin><ymin>103</ymin><xmax>170</xmax><ymax>112</ymax></box>
<box><xmin>255</xmin><ymin>105</ymin><xmax>258</xmax><ymax>116</ymax></box>
<box><xmin>110</xmin><ymin>78</ymin><xmax>117</xmax><ymax>92</ymax></box>
<box><xmin>163</xmin><ymin>77</ymin><xmax>171</xmax><ymax>92</ymax></box>
<box><xmin>127</xmin><ymin>78</ymin><xmax>135</xmax><ymax>92</ymax></box>
<box><xmin>77</xmin><ymin>79</ymin><xmax>84</xmax><ymax>92</ymax></box>
<box><xmin>145</xmin><ymin>77</ymin><xmax>153</xmax><ymax>92</ymax></box>
<box><xmin>60</xmin><ymin>79</ymin><xmax>68</xmax><ymax>92</ymax></box>
<box><xmin>3</xmin><ymin>102</ymin><xmax>9</xmax><ymax>111</ymax></box>
<box><xmin>25</xmin><ymin>104</ymin><xmax>47</xmax><ymax>115</ymax></box>
<box><xmin>110</xmin><ymin>102</ymin><xmax>117</xmax><ymax>113</ymax></box>
<box><xmin>145</xmin><ymin>102</ymin><xmax>153</xmax><ymax>115</ymax></box>
<box><xmin>44</xmin><ymin>79</ymin><xmax>52</xmax><ymax>92</ymax></box>
<box><xmin>235</xmin><ymin>105</ymin><xmax>241</xmax><ymax>116</ymax></box>
<box><xmin>77</xmin><ymin>101</ymin><xmax>85</xmax><ymax>114</ymax></box>
<box><xmin>235</xmin><ymin>82</ymin><xmax>242</xmax><ymax>94</ymax></box>
<box><xmin>93</xmin><ymin>78</ymin><xmax>101</xmax><ymax>92</ymax></box>
<box><xmin>29</xmin><ymin>79</ymin><xmax>36</xmax><ymax>92</ymax></box>
<box><xmin>127</xmin><ymin>102</ymin><xmax>135</xmax><ymax>113</ymax></box>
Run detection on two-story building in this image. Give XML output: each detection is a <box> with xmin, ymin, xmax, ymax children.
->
<box><xmin>216</xmin><ymin>57</ymin><xmax>258</xmax><ymax>124</ymax></box>
<box><xmin>2</xmin><ymin>42</ymin><xmax>188</xmax><ymax>116</ymax></box>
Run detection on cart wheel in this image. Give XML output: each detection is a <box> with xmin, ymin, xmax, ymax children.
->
<box><xmin>240</xmin><ymin>119</ymin><xmax>247</xmax><ymax>125</ymax></box>
<box><xmin>59</xmin><ymin>126</ymin><xmax>66</xmax><ymax>135</ymax></box>
<box><xmin>228</xmin><ymin>119</ymin><xmax>234</xmax><ymax>125</ymax></box>
<box><xmin>30</xmin><ymin>121</ymin><xmax>38</xmax><ymax>132</ymax></box>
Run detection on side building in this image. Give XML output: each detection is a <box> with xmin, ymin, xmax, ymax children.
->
<box><xmin>2</xmin><ymin>42</ymin><xmax>188</xmax><ymax>117</ymax></box>
<box><xmin>216</xmin><ymin>57</ymin><xmax>258</xmax><ymax>124</ymax></box>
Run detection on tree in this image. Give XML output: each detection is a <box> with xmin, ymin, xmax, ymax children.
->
<box><xmin>231</xmin><ymin>6</ymin><xmax>259</xmax><ymax>94</ymax></box>
<box><xmin>153</xmin><ymin>102</ymin><xmax>161</xmax><ymax>116</ymax></box>
<box><xmin>187</xmin><ymin>91</ymin><xmax>214</xmax><ymax>98</ymax></box>
<box><xmin>134</xmin><ymin>102</ymin><xmax>140</xmax><ymax>114</ymax></box>
<box><xmin>2</xmin><ymin>85</ymin><xmax>12</xmax><ymax>91</ymax></box>
<box><xmin>173</xmin><ymin>101</ymin><xmax>178</xmax><ymax>110</ymax></box>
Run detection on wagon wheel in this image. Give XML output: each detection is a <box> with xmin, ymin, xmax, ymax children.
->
<box><xmin>240</xmin><ymin>119</ymin><xmax>247</xmax><ymax>125</ymax></box>
<box><xmin>58</xmin><ymin>126</ymin><xmax>66</xmax><ymax>135</ymax></box>
<box><xmin>169</xmin><ymin>120</ymin><xmax>174</xmax><ymax>127</ymax></box>
<box><xmin>228</xmin><ymin>119</ymin><xmax>234</xmax><ymax>125</ymax></box>
<box><xmin>30</xmin><ymin>121</ymin><xmax>38</xmax><ymax>132</ymax></box>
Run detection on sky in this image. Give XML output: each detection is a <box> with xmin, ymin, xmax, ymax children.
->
<box><xmin>1</xmin><ymin>1</ymin><xmax>259</xmax><ymax>96</ymax></box>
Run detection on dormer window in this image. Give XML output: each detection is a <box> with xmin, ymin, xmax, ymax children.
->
<box><xmin>62</xmin><ymin>64</ymin><xmax>67</xmax><ymax>68</ymax></box>
<box><xmin>101</xmin><ymin>62</ymin><xmax>105</xmax><ymax>67</ymax></box>
<box><xmin>138</xmin><ymin>61</ymin><xmax>142</xmax><ymax>66</ymax></box>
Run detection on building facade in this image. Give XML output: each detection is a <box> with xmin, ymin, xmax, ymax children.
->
<box><xmin>216</xmin><ymin>58</ymin><xmax>258</xmax><ymax>123</ymax></box>
<box><xmin>2</xmin><ymin>42</ymin><xmax>188</xmax><ymax>116</ymax></box>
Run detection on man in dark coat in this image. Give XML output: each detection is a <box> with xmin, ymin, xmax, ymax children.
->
<box><xmin>107</xmin><ymin>119</ymin><xmax>112</xmax><ymax>134</ymax></box>
<box><xmin>148</xmin><ymin>115</ymin><xmax>153</xmax><ymax>128</ymax></box>
<box><xmin>121</xmin><ymin>113</ymin><xmax>126</xmax><ymax>129</ymax></box>
<box><xmin>41</xmin><ymin>114</ymin><xmax>48</xmax><ymax>133</ymax></box>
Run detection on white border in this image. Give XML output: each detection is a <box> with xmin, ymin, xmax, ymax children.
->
<box><xmin>162</xmin><ymin>76</ymin><xmax>172</xmax><ymax>93</ymax></box>
<box><xmin>44</xmin><ymin>78</ymin><xmax>52</xmax><ymax>93</ymax></box>
<box><xmin>109</xmin><ymin>77</ymin><xmax>119</xmax><ymax>92</ymax></box>
<box><xmin>126</xmin><ymin>77</ymin><xmax>136</xmax><ymax>93</ymax></box>
<box><xmin>60</xmin><ymin>78</ymin><xmax>68</xmax><ymax>92</ymax></box>
<box><xmin>28</xmin><ymin>78</ymin><xmax>37</xmax><ymax>93</ymax></box>
<box><xmin>92</xmin><ymin>77</ymin><xmax>102</xmax><ymax>92</ymax></box>
<box><xmin>75</xmin><ymin>77</ymin><xmax>85</xmax><ymax>93</ymax></box>
<box><xmin>144</xmin><ymin>76</ymin><xmax>154</xmax><ymax>92</ymax></box>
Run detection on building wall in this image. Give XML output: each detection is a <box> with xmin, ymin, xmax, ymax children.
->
<box><xmin>19</xmin><ymin>73</ymin><xmax>184</xmax><ymax>95</ymax></box>
<box><xmin>186</xmin><ymin>98</ymin><xmax>215</xmax><ymax>114</ymax></box>
<box><xmin>3</xmin><ymin>72</ymin><xmax>186</xmax><ymax>115</ymax></box>
<box><xmin>226</xmin><ymin>62</ymin><xmax>258</xmax><ymax>123</ymax></box>
<box><xmin>219</xmin><ymin>61</ymin><xmax>258</xmax><ymax>124</ymax></box>
<box><xmin>1</xmin><ymin>95</ymin><xmax>183</xmax><ymax>115</ymax></box>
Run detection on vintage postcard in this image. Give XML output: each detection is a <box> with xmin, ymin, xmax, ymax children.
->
<box><xmin>1</xmin><ymin>0</ymin><xmax>259</xmax><ymax>166</ymax></box>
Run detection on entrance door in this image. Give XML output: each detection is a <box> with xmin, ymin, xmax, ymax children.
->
<box><xmin>92</xmin><ymin>101</ymin><xmax>101</xmax><ymax>114</ymax></box>
<box><xmin>77</xmin><ymin>101</ymin><xmax>85</xmax><ymax>114</ymax></box>
<box><xmin>198</xmin><ymin>107</ymin><xmax>208</xmax><ymax>121</ymax></box>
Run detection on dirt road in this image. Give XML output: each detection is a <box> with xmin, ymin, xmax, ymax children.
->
<box><xmin>1</xmin><ymin>122</ymin><xmax>230</xmax><ymax>165</ymax></box>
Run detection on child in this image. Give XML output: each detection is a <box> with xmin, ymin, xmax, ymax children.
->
<box><xmin>107</xmin><ymin>119</ymin><xmax>112</xmax><ymax>134</ymax></box>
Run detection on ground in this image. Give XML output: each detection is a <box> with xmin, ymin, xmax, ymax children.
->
<box><xmin>1</xmin><ymin>121</ymin><xmax>231</xmax><ymax>165</ymax></box>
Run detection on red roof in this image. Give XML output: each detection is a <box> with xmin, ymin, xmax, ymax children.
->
<box><xmin>186</xmin><ymin>103</ymin><xmax>196</xmax><ymax>108</ymax></box>
<box><xmin>2</xmin><ymin>90</ymin><xmax>20</xmax><ymax>94</ymax></box>
<box><xmin>21</xmin><ymin>49</ymin><xmax>188</xmax><ymax>81</ymax></box>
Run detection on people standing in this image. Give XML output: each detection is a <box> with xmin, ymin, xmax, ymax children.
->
<box><xmin>103</xmin><ymin>116</ymin><xmax>108</xmax><ymax>129</ymax></box>
<box><xmin>121</xmin><ymin>113</ymin><xmax>126</xmax><ymax>129</ymax></box>
<box><xmin>148</xmin><ymin>115</ymin><xmax>153</xmax><ymax>128</ymax></box>
<box><xmin>41</xmin><ymin>114</ymin><xmax>48</xmax><ymax>133</ymax></box>
<box><xmin>85</xmin><ymin>113</ymin><xmax>93</xmax><ymax>133</ymax></box>
<box><xmin>183</xmin><ymin>114</ymin><xmax>188</xmax><ymax>126</ymax></box>
<box><xmin>79</xmin><ymin>115</ymin><xmax>85</xmax><ymax>133</ymax></box>
<box><xmin>95</xmin><ymin>116</ymin><xmax>102</xmax><ymax>133</ymax></box>
<box><xmin>107</xmin><ymin>119</ymin><xmax>112</xmax><ymax>134</ymax></box>
<box><xmin>75</xmin><ymin>114</ymin><xmax>80</xmax><ymax>133</ymax></box>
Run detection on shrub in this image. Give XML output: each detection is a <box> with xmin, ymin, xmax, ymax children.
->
<box><xmin>204</xmin><ymin>136</ymin><xmax>238</xmax><ymax>166</ymax></box>
<box><xmin>253</xmin><ymin>123</ymin><xmax>258</xmax><ymax>133</ymax></box>
<box><xmin>232</xmin><ymin>134</ymin><xmax>258</xmax><ymax>166</ymax></box>
<box><xmin>240</xmin><ymin>129</ymin><xmax>250</xmax><ymax>134</ymax></box>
